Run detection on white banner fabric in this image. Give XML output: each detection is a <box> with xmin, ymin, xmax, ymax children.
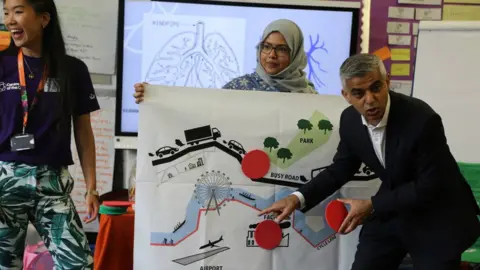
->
<box><xmin>134</xmin><ymin>86</ymin><xmax>380</xmax><ymax>270</ymax></box>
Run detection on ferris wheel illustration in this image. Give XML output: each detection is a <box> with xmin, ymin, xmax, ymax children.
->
<box><xmin>194</xmin><ymin>170</ymin><xmax>233</xmax><ymax>216</ymax></box>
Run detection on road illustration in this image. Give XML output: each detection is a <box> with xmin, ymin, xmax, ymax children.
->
<box><xmin>149</xmin><ymin>123</ymin><xmax>377</xmax><ymax>187</ymax></box>
<box><xmin>148</xmin><ymin>122</ymin><xmax>378</xmax><ymax>259</ymax></box>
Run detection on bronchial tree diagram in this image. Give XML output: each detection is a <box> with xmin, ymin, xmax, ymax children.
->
<box><xmin>306</xmin><ymin>34</ymin><xmax>329</xmax><ymax>89</ymax></box>
<box><xmin>143</xmin><ymin>16</ymin><xmax>245</xmax><ymax>88</ymax></box>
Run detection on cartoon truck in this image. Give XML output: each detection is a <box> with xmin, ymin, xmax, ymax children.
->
<box><xmin>184</xmin><ymin>125</ymin><xmax>221</xmax><ymax>145</ymax></box>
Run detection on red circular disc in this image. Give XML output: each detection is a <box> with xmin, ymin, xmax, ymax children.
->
<box><xmin>241</xmin><ymin>150</ymin><xmax>270</xmax><ymax>179</ymax></box>
<box><xmin>254</xmin><ymin>220</ymin><xmax>282</xmax><ymax>250</ymax></box>
<box><xmin>103</xmin><ymin>201</ymin><xmax>133</xmax><ymax>207</ymax></box>
<box><xmin>325</xmin><ymin>200</ymin><xmax>348</xmax><ymax>232</ymax></box>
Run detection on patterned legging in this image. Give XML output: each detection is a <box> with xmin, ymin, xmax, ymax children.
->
<box><xmin>0</xmin><ymin>161</ymin><xmax>93</xmax><ymax>270</ymax></box>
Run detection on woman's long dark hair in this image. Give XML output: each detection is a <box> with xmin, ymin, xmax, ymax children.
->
<box><xmin>3</xmin><ymin>0</ymin><xmax>73</xmax><ymax>132</ymax></box>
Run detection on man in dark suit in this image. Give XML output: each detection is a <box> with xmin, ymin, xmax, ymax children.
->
<box><xmin>259</xmin><ymin>53</ymin><xmax>480</xmax><ymax>270</ymax></box>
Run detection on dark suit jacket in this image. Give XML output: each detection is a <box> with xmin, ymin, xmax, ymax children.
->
<box><xmin>297</xmin><ymin>91</ymin><xmax>480</xmax><ymax>258</ymax></box>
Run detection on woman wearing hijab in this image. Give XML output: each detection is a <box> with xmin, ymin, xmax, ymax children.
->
<box><xmin>223</xmin><ymin>19</ymin><xmax>316</xmax><ymax>93</ymax></box>
<box><xmin>133</xmin><ymin>19</ymin><xmax>315</xmax><ymax>102</ymax></box>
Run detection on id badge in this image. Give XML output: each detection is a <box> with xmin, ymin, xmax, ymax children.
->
<box><xmin>10</xmin><ymin>133</ymin><xmax>35</xmax><ymax>151</ymax></box>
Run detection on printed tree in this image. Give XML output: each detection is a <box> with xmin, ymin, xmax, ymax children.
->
<box><xmin>297</xmin><ymin>119</ymin><xmax>313</xmax><ymax>134</ymax></box>
<box><xmin>277</xmin><ymin>148</ymin><xmax>293</xmax><ymax>163</ymax></box>
<box><xmin>318</xmin><ymin>119</ymin><xmax>333</xmax><ymax>134</ymax></box>
<box><xmin>263</xmin><ymin>137</ymin><xmax>279</xmax><ymax>152</ymax></box>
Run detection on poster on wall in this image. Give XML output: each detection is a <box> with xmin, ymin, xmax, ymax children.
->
<box><xmin>134</xmin><ymin>86</ymin><xmax>380</xmax><ymax>270</ymax></box>
<box><xmin>369</xmin><ymin>0</ymin><xmax>480</xmax><ymax>96</ymax></box>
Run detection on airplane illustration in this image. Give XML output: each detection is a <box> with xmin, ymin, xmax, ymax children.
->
<box><xmin>199</xmin><ymin>236</ymin><xmax>223</xmax><ymax>249</ymax></box>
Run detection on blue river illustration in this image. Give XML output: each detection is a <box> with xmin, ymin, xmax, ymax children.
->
<box><xmin>150</xmin><ymin>187</ymin><xmax>340</xmax><ymax>248</ymax></box>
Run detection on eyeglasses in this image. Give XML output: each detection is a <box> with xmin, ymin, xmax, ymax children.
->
<box><xmin>260</xmin><ymin>43</ymin><xmax>290</xmax><ymax>57</ymax></box>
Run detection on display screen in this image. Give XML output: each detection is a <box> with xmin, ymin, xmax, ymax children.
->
<box><xmin>116</xmin><ymin>0</ymin><xmax>359</xmax><ymax>136</ymax></box>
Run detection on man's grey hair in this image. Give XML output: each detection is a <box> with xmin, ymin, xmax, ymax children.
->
<box><xmin>339</xmin><ymin>53</ymin><xmax>387</xmax><ymax>89</ymax></box>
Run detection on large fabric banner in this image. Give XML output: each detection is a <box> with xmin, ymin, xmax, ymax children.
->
<box><xmin>134</xmin><ymin>86</ymin><xmax>380</xmax><ymax>270</ymax></box>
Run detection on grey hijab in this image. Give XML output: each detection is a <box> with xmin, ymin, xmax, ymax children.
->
<box><xmin>255</xmin><ymin>19</ymin><xmax>316</xmax><ymax>94</ymax></box>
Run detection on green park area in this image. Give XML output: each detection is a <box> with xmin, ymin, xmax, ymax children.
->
<box><xmin>262</xmin><ymin>110</ymin><xmax>334</xmax><ymax>169</ymax></box>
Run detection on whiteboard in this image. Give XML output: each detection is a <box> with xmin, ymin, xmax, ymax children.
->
<box><xmin>412</xmin><ymin>21</ymin><xmax>480</xmax><ymax>163</ymax></box>
<box><xmin>56</xmin><ymin>0</ymin><xmax>118</xmax><ymax>75</ymax></box>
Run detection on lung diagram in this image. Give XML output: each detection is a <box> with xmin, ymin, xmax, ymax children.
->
<box><xmin>145</xmin><ymin>21</ymin><xmax>241</xmax><ymax>89</ymax></box>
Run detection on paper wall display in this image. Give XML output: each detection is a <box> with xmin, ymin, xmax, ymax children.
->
<box><xmin>388</xmin><ymin>7</ymin><xmax>415</xmax><ymax>19</ymax></box>
<box><xmin>391</xmin><ymin>48</ymin><xmax>411</xmax><ymax>61</ymax></box>
<box><xmin>444</xmin><ymin>0</ymin><xmax>480</xmax><ymax>3</ymax></box>
<box><xmin>134</xmin><ymin>86</ymin><xmax>381</xmax><ymax>270</ymax></box>
<box><xmin>398</xmin><ymin>0</ymin><xmax>442</xmax><ymax>5</ymax></box>
<box><xmin>443</xmin><ymin>5</ymin><xmax>480</xmax><ymax>20</ymax></box>
<box><xmin>387</xmin><ymin>22</ymin><xmax>411</xmax><ymax>34</ymax></box>
<box><xmin>0</xmin><ymin>30</ymin><xmax>9</xmax><ymax>51</ymax></box>
<box><xmin>56</xmin><ymin>0</ymin><xmax>118</xmax><ymax>74</ymax></box>
<box><xmin>388</xmin><ymin>35</ymin><xmax>412</xmax><ymax>46</ymax></box>
<box><xmin>415</xmin><ymin>8</ymin><xmax>442</xmax><ymax>20</ymax></box>
<box><xmin>390</xmin><ymin>80</ymin><xmax>413</xmax><ymax>96</ymax></box>
<box><xmin>373</xmin><ymin>46</ymin><xmax>392</xmax><ymax>60</ymax></box>
<box><xmin>391</xmin><ymin>63</ymin><xmax>411</xmax><ymax>76</ymax></box>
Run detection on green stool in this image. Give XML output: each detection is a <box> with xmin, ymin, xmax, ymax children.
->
<box><xmin>99</xmin><ymin>205</ymin><xmax>128</xmax><ymax>215</ymax></box>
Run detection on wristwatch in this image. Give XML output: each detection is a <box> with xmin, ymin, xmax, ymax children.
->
<box><xmin>85</xmin><ymin>190</ymin><xmax>99</xmax><ymax>198</ymax></box>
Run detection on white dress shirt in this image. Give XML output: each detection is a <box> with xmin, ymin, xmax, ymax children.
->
<box><xmin>292</xmin><ymin>94</ymin><xmax>391</xmax><ymax>209</ymax></box>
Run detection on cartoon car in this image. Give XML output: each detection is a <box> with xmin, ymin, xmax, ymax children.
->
<box><xmin>155</xmin><ymin>146</ymin><xmax>179</xmax><ymax>158</ymax></box>
<box><xmin>228</xmin><ymin>140</ymin><xmax>246</xmax><ymax>154</ymax></box>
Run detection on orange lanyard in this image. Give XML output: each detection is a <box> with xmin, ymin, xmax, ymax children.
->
<box><xmin>17</xmin><ymin>49</ymin><xmax>47</xmax><ymax>133</ymax></box>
